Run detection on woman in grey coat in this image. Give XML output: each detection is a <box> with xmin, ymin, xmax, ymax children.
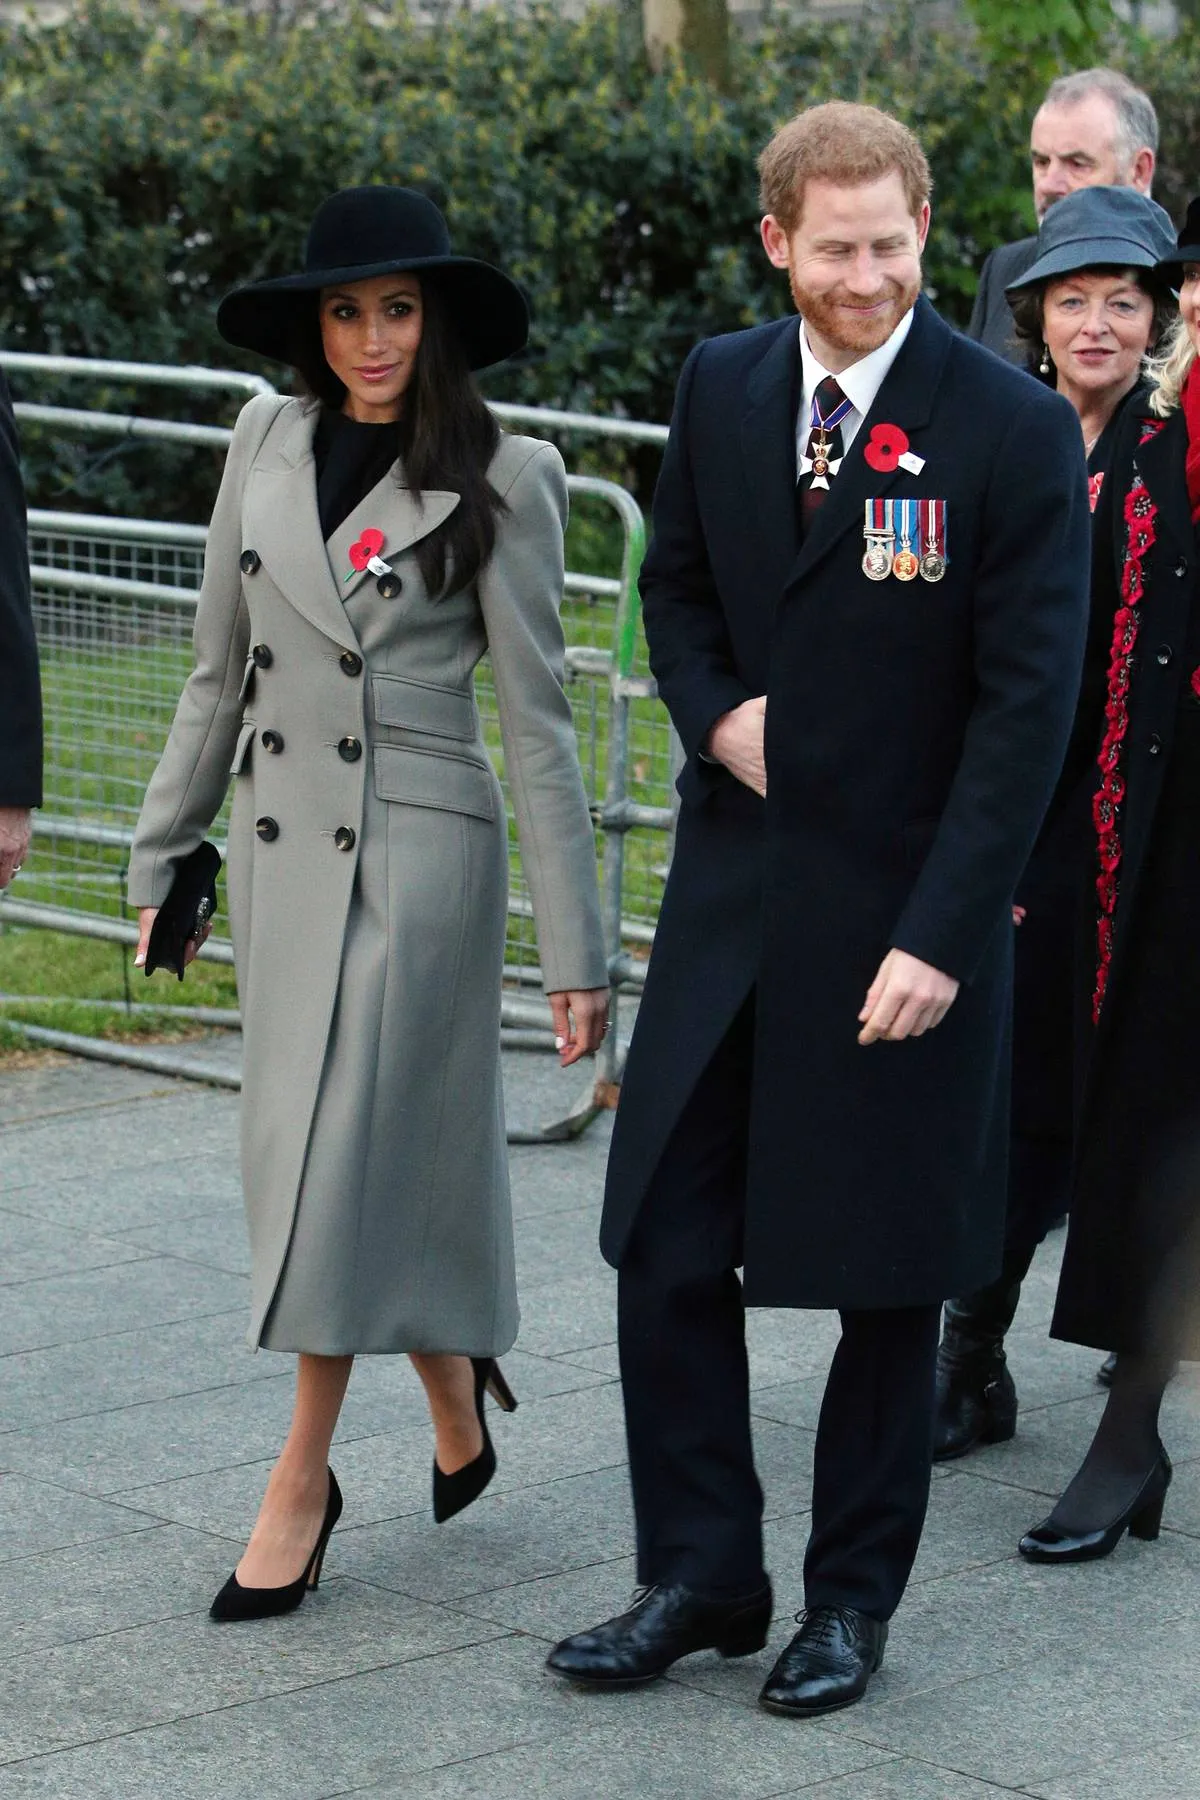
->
<box><xmin>128</xmin><ymin>187</ymin><xmax>608</xmax><ymax>1620</ymax></box>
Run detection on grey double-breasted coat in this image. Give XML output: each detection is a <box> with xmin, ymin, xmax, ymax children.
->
<box><xmin>129</xmin><ymin>394</ymin><xmax>606</xmax><ymax>1354</ymax></box>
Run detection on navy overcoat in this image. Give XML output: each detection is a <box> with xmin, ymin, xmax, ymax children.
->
<box><xmin>601</xmin><ymin>296</ymin><xmax>1091</xmax><ymax>1309</ymax></box>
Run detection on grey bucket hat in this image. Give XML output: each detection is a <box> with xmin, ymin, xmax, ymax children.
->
<box><xmin>1006</xmin><ymin>186</ymin><xmax>1177</xmax><ymax>294</ymax></box>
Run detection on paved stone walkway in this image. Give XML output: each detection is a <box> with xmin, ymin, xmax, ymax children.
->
<box><xmin>0</xmin><ymin>1046</ymin><xmax>1197</xmax><ymax>1797</ymax></box>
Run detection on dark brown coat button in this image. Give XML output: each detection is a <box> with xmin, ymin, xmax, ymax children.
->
<box><xmin>240</xmin><ymin>549</ymin><xmax>261</xmax><ymax>575</ymax></box>
<box><xmin>334</xmin><ymin>825</ymin><xmax>357</xmax><ymax>852</ymax></box>
<box><xmin>252</xmin><ymin>643</ymin><xmax>273</xmax><ymax>669</ymax></box>
<box><xmin>337</xmin><ymin>736</ymin><xmax>363</xmax><ymax>763</ymax></box>
<box><xmin>339</xmin><ymin>651</ymin><xmax>363</xmax><ymax>677</ymax></box>
<box><xmin>255</xmin><ymin>816</ymin><xmax>279</xmax><ymax>841</ymax></box>
<box><xmin>261</xmin><ymin>729</ymin><xmax>284</xmax><ymax>754</ymax></box>
<box><xmin>376</xmin><ymin>572</ymin><xmax>403</xmax><ymax>600</ymax></box>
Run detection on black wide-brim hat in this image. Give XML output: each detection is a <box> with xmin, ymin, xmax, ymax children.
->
<box><xmin>1006</xmin><ymin>186</ymin><xmax>1177</xmax><ymax>294</ymax></box>
<box><xmin>1155</xmin><ymin>195</ymin><xmax>1200</xmax><ymax>273</ymax></box>
<box><xmin>217</xmin><ymin>185</ymin><xmax>529</xmax><ymax>372</ymax></box>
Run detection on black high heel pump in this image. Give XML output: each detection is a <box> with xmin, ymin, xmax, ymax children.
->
<box><xmin>432</xmin><ymin>1358</ymin><xmax>518</xmax><ymax>1524</ymax></box>
<box><xmin>210</xmin><ymin>1468</ymin><xmax>343</xmax><ymax>1621</ymax></box>
<box><xmin>1018</xmin><ymin>1447</ymin><xmax>1172</xmax><ymax>1564</ymax></box>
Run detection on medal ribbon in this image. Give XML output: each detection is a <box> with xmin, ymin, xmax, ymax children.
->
<box><xmin>918</xmin><ymin>498</ymin><xmax>946</xmax><ymax>559</ymax></box>
<box><xmin>811</xmin><ymin>387</ymin><xmax>854</xmax><ymax>436</ymax></box>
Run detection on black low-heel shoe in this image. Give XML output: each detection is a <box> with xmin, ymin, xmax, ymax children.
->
<box><xmin>432</xmin><ymin>1357</ymin><xmax>518</xmax><ymax>1524</ymax></box>
<box><xmin>1018</xmin><ymin>1447</ymin><xmax>1172</xmax><ymax>1564</ymax></box>
<box><xmin>210</xmin><ymin>1467</ymin><xmax>343</xmax><ymax>1622</ymax></box>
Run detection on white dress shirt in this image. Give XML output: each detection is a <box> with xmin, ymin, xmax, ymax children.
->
<box><xmin>795</xmin><ymin>307</ymin><xmax>915</xmax><ymax>477</ymax></box>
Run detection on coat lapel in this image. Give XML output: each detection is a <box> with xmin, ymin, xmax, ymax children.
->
<box><xmin>787</xmin><ymin>294</ymin><xmax>955</xmax><ymax>591</ymax></box>
<box><xmin>740</xmin><ymin>318</ymin><xmax>804</xmax><ymax>613</ymax></box>
<box><xmin>248</xmin><ymin>403</ymin><xmax>460</xmax><ymax>640</ymax></box>
<box><xmin>326</xmin><ymin>479</ymin><xmax>460</xmax><ymax>602</ymax></box>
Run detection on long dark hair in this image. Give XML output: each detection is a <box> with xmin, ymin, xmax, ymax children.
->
<box><xmin>287</xmin><ymin>279</ymin><xmax>505</xmax><ymax>598</ymax></box>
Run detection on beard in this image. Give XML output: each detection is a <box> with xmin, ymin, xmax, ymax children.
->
<box><xmin>790</xmin><ymin>271</ymin><xmax>921</xmax><ymax>357</ymax></box>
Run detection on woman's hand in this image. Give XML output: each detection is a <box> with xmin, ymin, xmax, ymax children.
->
<box><xmin>547</xmin><ymin>987</ymin><xmax>610</xmax><ymax>1066</ymax></box>
<box><xmin>132</xmin><ymin>905</ymin><xmax>211</xmax><ymax>973</ymax></box>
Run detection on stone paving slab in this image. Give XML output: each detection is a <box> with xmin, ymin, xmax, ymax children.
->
<box><xmin>0</xmin><ymin>1050</ymin><xmax>1197</xmax><ymax>1797</ymax></box>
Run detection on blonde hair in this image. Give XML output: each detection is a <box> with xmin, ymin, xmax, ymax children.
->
<box><xmin>1146</xmin><ymin>315</ymin><xmax>1194</xmax><ymax>416</ymax></box>
<box><xmin>758</xmin><ymin>102</ymin><xmax>931</xmax><ymax>233</ymax></box>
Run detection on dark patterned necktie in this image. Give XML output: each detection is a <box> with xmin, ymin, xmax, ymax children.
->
<box><xmin>797</xmin><ymin>375</ymin><xmax>850</xmax><ymax>533</ymax></box>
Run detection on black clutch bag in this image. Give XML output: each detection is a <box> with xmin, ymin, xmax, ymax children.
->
<box><xmin>143</xmin><ymin>841</ymin><xmax>222</xmax><ymax>981</ymax></box>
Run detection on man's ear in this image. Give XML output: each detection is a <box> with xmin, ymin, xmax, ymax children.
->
<box><xmin>1132</xmin><ymin>147</ymin><xmax>1155</xmax><ymax>194</ymax></box>
<box><xmin>761</xmin><ymin>214</ymin><xmax>791</xmax><ymax>270</ymax></box>
<box><xmin>915</xmin><ymin>201</ymin><xmax>932</xmax><ymax>253</ymax></box>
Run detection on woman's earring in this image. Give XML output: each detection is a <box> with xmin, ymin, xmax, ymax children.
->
<box><xmin>1039</xmin><ymin>342</ymin><xmax>1051</xmax><ymax>375</ymax></box>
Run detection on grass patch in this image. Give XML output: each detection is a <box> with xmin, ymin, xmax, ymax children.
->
<box><xmin>0</xmin><ymin>927</ymin><xmax>239</xmax><ymax>1058</ymax></box>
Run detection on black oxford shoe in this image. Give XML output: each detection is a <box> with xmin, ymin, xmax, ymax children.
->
<box><xmin>546</xmin><ymin>1581</ymin><xmax>772</xmax><ymax>1688</ymax></box>
<box><xmin>759</xmin><ymin>1605</ymin><xmax>886</xmax><ymax>1717</ymax></box>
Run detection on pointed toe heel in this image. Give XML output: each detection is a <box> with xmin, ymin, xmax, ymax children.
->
<box><xmin>210</xmin><ymin>1468</ymin><xmax>342</xmax><ymax>1623</ymax></box>
<box><xmin>484</xmin><ymin>1360</ymin><xmax>518</xmax><ymax>1413</ymax></box>
<box><xmin>432</xmin><ymin>1358</ymin><xmax>517</xmax><ymax>1524</ymax></box>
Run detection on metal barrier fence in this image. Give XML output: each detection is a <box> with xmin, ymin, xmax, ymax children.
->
<box><xmin>0</xmin><ymin>355</ymin><xmax>680</xmax><ymax>1136</ymax></box>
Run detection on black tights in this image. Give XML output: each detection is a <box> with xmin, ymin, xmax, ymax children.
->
<box><xmin>1047</xmin><ymin>1351</ymin><xmax>1173</xmax><ymax>1532</ymax></box>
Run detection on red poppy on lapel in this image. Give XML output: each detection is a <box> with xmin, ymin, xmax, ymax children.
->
<box><xmin>863</xmin><ymin>424</ymin><xmax>909</xmax><ymax>473</ymax></box>
<box><xmin>348</xmin><ymin>527</ymin><xmax>386</xmax><ymax>575</ymax></box>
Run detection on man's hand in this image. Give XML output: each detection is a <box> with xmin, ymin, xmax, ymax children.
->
<box><xmin>707</xmin><ymin>697</ymin><xmax>767</xmax><ymax>797</ymax></box>
<box><xmin>0</xmin><ymin>806</ymin><xmax>31</xmax><ymax>889</ymax></box>
<box><xmin>858</xmin><ymin>948</ymin><xmax>959</xmax><ymax>1045</ymax></box>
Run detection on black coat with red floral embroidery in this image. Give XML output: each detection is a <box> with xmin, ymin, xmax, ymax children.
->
<box><xmin>601</xmin><ymin>296</ymin><xmax>1091</xmax><ymax>1308</ymax></box>
<box><xmin>1051</xmin><ymin>401</ymin><xmax>1200</xmax><ymax>1356</ymax></box>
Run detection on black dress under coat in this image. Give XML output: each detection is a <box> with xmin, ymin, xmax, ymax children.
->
<box><xmin>1052</xmin><ymin>400</ymin><xmax>1200</xmax><ymax>1359</ymax></box>
<box><xmin>0</xmin><ymin>369</ymin><xmax>40</xmax><ymax>808</ymax></box>
<box><xmin>601</xmin><ymin>297</ymin><xmax>1091</xmax><ymax>1310</ymax></box>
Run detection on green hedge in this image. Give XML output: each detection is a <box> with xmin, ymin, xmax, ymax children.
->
<box><xmin>0</xmin><ymin>0</ymin><xmax>1195</xmax><ymax>519</ymax></box>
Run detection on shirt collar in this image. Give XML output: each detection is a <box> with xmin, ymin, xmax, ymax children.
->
<box><xmin>797</xmin><ymin>305</ymin><xmax>916</xmax><ymax>420</ymax></box>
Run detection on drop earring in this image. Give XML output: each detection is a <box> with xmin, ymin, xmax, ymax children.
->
<box><xmin>1039</xmin><ymin>342</ymin><xmax>1051</xmax><ymax>376</ymax></box>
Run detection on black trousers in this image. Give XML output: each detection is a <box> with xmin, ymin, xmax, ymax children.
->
<box><xmin>618</xmin><ymin>995</ymin><xmax>941</xmax><ymax>1622</ymax></box>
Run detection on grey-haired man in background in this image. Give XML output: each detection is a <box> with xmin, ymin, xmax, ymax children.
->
<box><xmin>969</xmin><ymin>68</ymin><xmax>1158</xmax><ymax>362</ymax></box>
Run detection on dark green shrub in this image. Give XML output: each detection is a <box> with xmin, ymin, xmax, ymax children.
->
<box><xmin>0</xmin><ymin>0</ymin><xmax>1191</xmax><ymax>520</ymax></box>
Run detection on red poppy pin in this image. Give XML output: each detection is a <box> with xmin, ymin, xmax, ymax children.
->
<box><xmin>346</xmin><ymin>528</ymin><xmax>389</xmax><ymax>581</ymax></box>
<box><xmin>1191</xmin><ymin>666</ymin><xmax>1200</xmax><ymax>703</ymax></box>
<box><xmin>863</xmin><ymin>424</ymin><xmax>910</xmax><ymax>473</ymax></box>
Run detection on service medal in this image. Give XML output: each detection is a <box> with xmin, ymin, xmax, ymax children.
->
<box><xmin>863</xmin><ymin>538</ymin><xmax>892</xmax><ymax>581</ymax></box>
<box><xmin>917</xmin><ymin>498</ymin><xmax>948</xmax><ymax>583</ymax></box>
<box><xmin>862</xmin><ymin>499</ymin><xmax>894</xmax><ymax>581</ymax></box>
<box><xmin>892</xmin><ymin>499</ymin><xmax>919</xmax><ymax>581</ymax></box>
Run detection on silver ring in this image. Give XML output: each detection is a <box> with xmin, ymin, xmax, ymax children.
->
<box><xmin>11</xmin><ymin>864</ymin><xmax>21</xmax><ymax>875</ymax></box>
